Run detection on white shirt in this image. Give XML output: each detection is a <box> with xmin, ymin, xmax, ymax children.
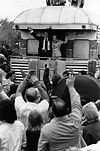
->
<box><xmin>42</xmin><ymin>38</ymin><xmax>50</xmax><ymax>50</ymax></box>
<box><xmin>15</xmin><ymin>96</ymin><xmax>49</xmax><ymax>129</ymax></box>
<box><xmin>0</xmin><ymin>120</ymin><xmax>24</xmax><ymax>151</ymax></box>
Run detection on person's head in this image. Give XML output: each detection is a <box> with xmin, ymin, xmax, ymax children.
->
<box><xmin>28</xmin><ymin>110</ymin><xmax>43</xmax><ymax>131</ymax></box>
<box><xmin>62</xmin><ymin>70</ymin><xmax>69</xmax><ymax>78</ymax></box>
<box><xmin>0</xmin><ymin>99</ymin><xmax>17</xmax><ymax>124</ymax></box>
<box><xmin>51</xmin><ymin>73</ymin><xmax>61</xmax><ymax>87</ymax></box>
<box><xmin>52</xmin><ymin>98</ymin><xmax>69</xmax><ymax>117</ymax></box>
<box><xmin>6</xmin><ymin>71</ymin><xmax>16</xmax><ymax>82</ymax></box>
<box><xmin>82</xmin><ymin>102</ymin><xmax>99</xmax><ymax>121</ymax></box>
<box><xmin>44</xmin><ymin>32</ymin><xmax>48</xmax><ymax>38</ymax></box>
<box><xmin>53</xmin><ymin>35</ymin><xmax>57</xmax><ymax>42</ymax></box>
<box><xmin>25</xmin><ymin>87</ymin><xmax>38</xmax><ymax>102</ymax></box>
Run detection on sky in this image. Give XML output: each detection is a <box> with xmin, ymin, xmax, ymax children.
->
<box><xmin>0</xmin><ymin>0</ymin><xmax>100</xmax><ymax>23</ymax></box>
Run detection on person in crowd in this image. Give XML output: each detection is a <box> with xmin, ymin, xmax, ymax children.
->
<box><xmin>0</xmin><ymin>53</ymin><xmax>7</xmax><ymax>64</ymax></box>
<box><xmin>87</xmin><ymin>60</ymin><xmax>96</xmax><ymax>77</ymax></box>
<box><xmin>6</xmin><ymin>70</ymin><xmax>19</xmax><ymax>96</ymax></box>
<box><xmin>0</xmin><ymin>97</ymin><xmax>25</xmax><ymax>151</ymax></box>
<box><xmin>29</xmin><ymin>28</ymin><xmax>52</xmax><ymax>57</ymax></box>
<box><xmin>62</xmin><ymin>68</ymin><xmax>74</xmax><ymax>78</ymax></box>
<box><xmin>52</xmin><ymin>35</ymin><xmax>64</xmax><ymax>58</ymax></box>
<box><xmin>43</xmin><ymin>64</ymin><xmax>71</xmax><ymax>113</ymax></box>
<box><xmin>0</xmin><ymin>44</ymin><xmax>12</xmax><ymax>61</ymax></box>
<box><xmin>2</xmin><ymin>61</ymin><xmax>11</xmax><ymax>73</ymax></box>
<box><xmin>15</xmin><ymin>70</ymin><xmax>49</xmax><ymax>129</ymax></box>
<box><xmin>43</xmin><ymin>64</ymin><xmax>52</xmax><ymax>95</ymax></box>
<box><xmin>23</xmin><ymin>110</ymin><xmax>43</xmax><ymax>151</ymax></box>
<box><xmin>0</xmin><ymin>69</ymin><xmax>10</xmax><ymax>95</ymax></box>
<box><xmin>38</xmin><ymin>77</ymin><xmax>82</xmax><ymax>151</ymax></box>
<box><xmin>95</xmin><ymin>67</ymin><xmax>100</xmax><ymax>79</ymax></box>
<box><xmin>6</xmin><ymin>70</ymin><xmax>17</xmax><ymax>83</ymax></box>
<box><xmin>82</xmin><ymin>102</ymin><xmax>100</xmax><ymax>145</ymax></box>
<box><xmin>43</xmin><ymin>64</ymin><xmax>61</xmax><ymax>96</ymax></box>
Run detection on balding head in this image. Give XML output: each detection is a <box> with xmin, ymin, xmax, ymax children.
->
<box><xmin>25</xmin><ymin>87</ymin><xmax>37</xmax><ymax>102</ymax></box>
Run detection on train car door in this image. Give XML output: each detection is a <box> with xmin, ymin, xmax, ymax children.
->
<box><xmin>73</xmin><ymin>39</ymin><xmax>89</xmax><ymax>59</ymax></box>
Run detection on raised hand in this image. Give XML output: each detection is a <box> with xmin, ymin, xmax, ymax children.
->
<box><xmin>30</xmin><ymin>73</ymin><xmax>39</xmax><ymax>85</ymax></box>
<box><xmin>66</xmin><ymin>77</ymin><xmax>75</xmax><ymax>88</ymax></box>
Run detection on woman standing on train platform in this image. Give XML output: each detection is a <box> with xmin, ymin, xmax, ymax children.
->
<box><xmin>52</xmin><ymin>35</ymin><xmax>64</xmax><ymax>58</ymax></box>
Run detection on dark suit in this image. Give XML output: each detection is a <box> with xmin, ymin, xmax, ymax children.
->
<box><xmin>31</xmin><ymin>32</ymin><xmax>52</xmax><ymax>57</ymax></box>
<box><xmin>83</xmin><ymin>120</ymin><xmax>100</xmax><ymax>145</ymax></box>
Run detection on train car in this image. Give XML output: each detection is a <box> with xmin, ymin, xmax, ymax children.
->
<box><xmin>11</xmin><ymin>5</ymin><xmax>100</xmax><ymax>82</ymax></box>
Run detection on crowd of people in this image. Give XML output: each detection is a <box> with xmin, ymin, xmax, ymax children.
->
<box><xmin>0</xmin><ymin>57</ymin><xmax>100</xmax><ymax>151</ymax></box>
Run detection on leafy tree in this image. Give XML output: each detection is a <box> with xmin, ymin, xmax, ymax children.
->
<box><xmin>0</xmin><ymin>19</ymin><xmax>21</xmax><ymax>49</ymax></box>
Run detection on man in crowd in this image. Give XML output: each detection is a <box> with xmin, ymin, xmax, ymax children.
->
<box><xmin>38</xmin><ymin>77</ymin><xmax>82</xmax><ymax>151</ymax></box>
<box><xmin>15</xmin><ymin>70</ymin><xmax>49</xmax><ymax>129</ymax></box>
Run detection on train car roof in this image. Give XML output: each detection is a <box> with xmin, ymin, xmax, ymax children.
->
<box><xmin>14</xmin><ymin>6</ymin><xmax>98</xmax><ymax>30</ymax></box>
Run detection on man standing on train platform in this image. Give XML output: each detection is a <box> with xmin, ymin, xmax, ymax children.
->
<box><xmin>29</xmin><ymin>28</ymin><xmax>52</xmax><ymax>58</ymax></box>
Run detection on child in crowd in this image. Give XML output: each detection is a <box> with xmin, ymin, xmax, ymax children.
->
<box><xmin>24</xmin><ymin>110</ymin><xmax>43</xmax><ymax>151</ymax></box>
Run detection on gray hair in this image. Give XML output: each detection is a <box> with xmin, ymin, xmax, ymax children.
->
<box><xmin>82</xmin><ymin>102</ymin><xmax>99</xmax><ymax>120</ymax></box>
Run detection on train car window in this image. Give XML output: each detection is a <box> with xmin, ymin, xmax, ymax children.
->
<box><xmin>27</xmin><ymin>39</ymin><xmax>39</xmax><ymax>55</ymax></box>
